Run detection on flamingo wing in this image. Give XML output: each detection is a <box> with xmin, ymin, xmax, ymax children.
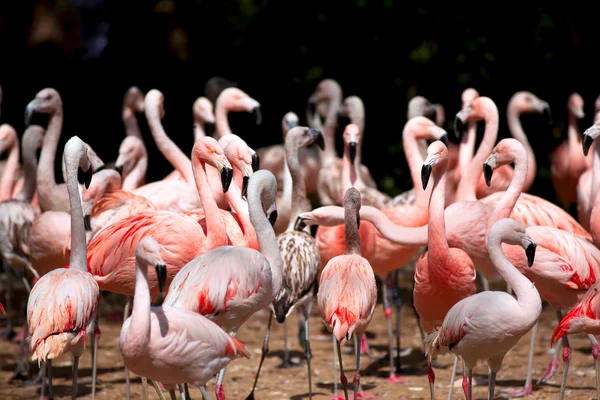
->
<box><xmin>551</xmin><ymin>280</ymin><xmax>600</xmax><ymax>344</ymax></box>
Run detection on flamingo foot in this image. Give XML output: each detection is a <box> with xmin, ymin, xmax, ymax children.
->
<box><xmin>329</xmin><ymin>396</ymin><xmax>346</xmax><ymax>400</ymax></box>
<box><xmin>277</xmin><ymin>359</ymin><xmax>301</xmax><ymax>368</ymax></box>
<box><xmin>387</xmin><ymin>373</ymin><xmax>406</xmax><ymax>384</ymax></box>
<box><xmin>216</xmin><ymin>383</ymin><xmax>225</xmax><ymax>400</ymax></box>
<box><xmin>356</xmin><ymin>391</ymin><xmax>378</xmax><ymax>398</ymax></box>
<box><xmin>505</xmin><ymin>382</ymin><xmax>533</xmax><ymax>397</ymax></box>
<box><xmin>537</xmin><ymin>358</ymin><xmax>558</xmax><ymax>383</ymax></box>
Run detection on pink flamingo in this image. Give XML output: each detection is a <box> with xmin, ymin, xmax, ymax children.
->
<box><xmin>424</xmin><ymin>218</ymin><xmax>540</xmax><ymax>400</ymax></box>
<box><xmin>551</xmin><ymin>93</ymin><xmax>592</xmax><ymax>210</ymax></box>
<box><xmin>119</xmin><ymin>236</ymin><xmax>249</xmax><ymax>400</ymax></box>
<box><xmin>413</xmin><ymin>140</ymin><xmax>477</xmax><ymax>399</ymax></box>
<box><xmin>163</xmin><ymin>169</ymin><xmax>281</xmax><ymax>400</ymax></box>
<box><xmin>0</xmin><ymin>124</ymin><xmax>20</xmax><ymax>202</ymax></box>
<box><xmin>577</xmin><ymin>120</ymin><xmax>600</xmax><ymax>230</ymax></box>
<box><xmin>114</xmin><ymin>135</ymin><xmax>148</xmax><ymax>191</ymax></box>
<box><xmin>27</xmin><ymin>136</ymin><xmax>100</xmax><ymax>399</ymax></box>
<box><xmin>318</xmin><ymin>187</ymin><xmax>377</xmax><ymax>400</ymax></box>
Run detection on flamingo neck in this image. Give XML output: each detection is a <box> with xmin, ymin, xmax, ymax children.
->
<box><xmin>344</xmin><ymin>201</ymin><xmax>361</xmax><ymax>256</ymax></box>
<box><xmin>193</xmin><ymin>160</ymin><xmax>228</xmax><ymax>250</ymax></box>
<box><xmin>37</xmin><ymin>108</ymin><xmax>63</xmax><ymax>211</ymax></box>
<box><xmin>361</xmin><ymin>206</ymin><xmax>428</xmax><ymax>246</ymax></box>
<box><xmin>507</xmin><ymin>109</ymin><xmax>536</xmax><ymax>191</ymax></box>
<box><xmin>403</xmin><ymin>129</ymin><xmax>432</xmax><ymax>207</ymax></box>
<box><xmin>427</xmin><ymin>165</ymin><xmax>449</xmax><ymax>261</ymax></box>
<box><xmin>194</xmin><ymin>121</ymin><xmax>206</xmax><ymax>142</ymax></box>
<box><xmin>342</xmin><ymin>144</ymin><xmax>359</xmax><ymax>193</ymax></box>
<box><xmin>130</xmin><ymin>261</ymin><xmax>151</xmax><ymax>350</ymax></box>
<box><xmin>0</xmin><ymin>137</ymin><xmax>19</xmax><ymax>201</ymax></box>
<box><xmin>353</xmin><ymin>116</ymin><xmax>365</xmax><ymax>167</ymax></box>
<box><xmin>215</xmin><ymin>103</ymin><xmax>232</xmax><ymax>138</ymax></box>
<box><xmin>66</xmin><ymin>150</ymin><xmax>88</xmax><ymax>271</ymax></box>
<box><xmin>121</xmin><ymin>152</ymin><xmax>147</xmax><ymax>191</ymax></box>
<box><xmin>145</xmin><ymin>103</ymin><xmax>193</xmax><ymax>183</ymax></box>
<box><xmin>286</xmin><ymin>142</ymin><xmax>312</xmax><ymax>231</ymax></box>
<box><xmin>593</xmin><ymin>142</ymin><xmax>600</xmax><ymax>204</ymax></box>
<box><xmin>322</xmin><ymin>97</ymin><xmax>341</xmax><ymax>163</ymax></box>
<box><xmin>458</xmin><ymin>123</ymin><xmax>477</xmax><ymax>182</ymax></box>
<box><xmin>123</xmin><ymin>106</ymin><xmax>142</xmax><ymax>139</ymax></box>
<box><xmin>226</xmin><ymin>172</ymin><xmax>258</xmax><ymax>249</ymax></box>
<box><xmin>16</xmin><ymin>128</ymin><xmax>42</xmax><ymax>203</ymax></box>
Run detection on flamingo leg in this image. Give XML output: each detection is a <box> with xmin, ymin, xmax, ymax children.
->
<box><xmin>298</xmin><ymin>307</ymin><xmax>307</xmax><ymax>350</ymax></box>
<box><xmin>488</xmin><ymin>370</ymin><xmax>497</xmax><ymax>400</ymax></box>
<box><xmin>245</xmin><ymin>311</ymin><xmax>273</xmax><ymax>400</ymax></box>
<box><xmin>467</xmin><ymin>368</ymin><xmax>473</xmax><ymax>400</ymax></box>
<box><xmin>427</xmin><ymin>361</ymin><xmax>435</xmax><ymax>400</ymax></box>
<box><xmin>123</xmin><ymin>296</ymin><xmax>132</xmax><ymax>400</ymax></box>
<box><xmin>302</xmin><ymin>302</ymin><xmax>313</xmax><ymax>400</ymax></box>
<box><xmin>72</xmin><ymin>356</ymin><xmax>79</xmax><ymax>399</ymax></box>
<box><xmin>462</xmin><ymin>360</ymin><xmax>468</xmax><ymax>400</ymax></box>
<box><xmin>392</xmin><ymin>269</ymin><xmax>403</xmax><ymax>373</ymax></box>
<box><xmin>352</xmin><ymin>335</ymin><xmax>376</xmax><ymax>399</ymax></box>
<box><xmin>169</xmin><ymin>390</ymin><xmax>177</xmax><ymax>400</ymax></box>
<box><xmin>12</xmin><ymin>309</ymin><xmax>31</xmax><ymax>381</ymax></box>
<box><xmin>91</xmin><ymin>314</ymin><xmax>100</xmax><ymax>399</ymax></box>
<box><xmin>184</xmin><ymin>383</ymin><xmax>191</xmax><ymax>399</ymax></box>
<box><xmin>151</xmin><ymin>379</ymin><xmax>167</xmax><ymax>400</ymax></box>
<box><xmin>332</xmin><ymin>334</ymin><xmax>342</xmax><ymax>400</ymax></box>
<box><xmin>199</xmin><ymin>385</ymin><xmax>211</xmax><ymax>400</ymax></box>
<box><xmin>178</xmin><ymin>384</ymin><xmax>186</xmax><ymax>399</ymax></box>
<box><xmin>559</xmin><ymin>314</ymin><xmax>572</xmax><ymax>400</ymax></box>
<box><xmin>383</xmin><ymin>277</ymin><xmax>404</xmax><ymax>383</ymax></box>
<box><xmin>506</xmin><ymin>319</ymin><xmax>537</xmax><ymax>396</ymax></box>
<box><xmin>538</xmin><ymin>336</ymin><xmax>561</xmax><ymax>383</ymax></box>
<box><xmin>337</xmin><ymin>340</ymin><xmax>349</xmax><ymax>400</ymax></box>
<box><xmin>1</xmin><ymin>266</ymin><xmax>14</xmax><ymax>339</ymax></box>
<box><xmin>48</xmin><ymin>360</ymin><xmax>53</xmax><ymax>400</ymax></box>
<box><xmin>38</xmin><ymin>361</ymin><xmax>46</xmax><ymax>400</ymax></box>
<box><xmin>447</xmin><ymin>356</ymin><xmax>458</xmax><ymax>400</ymax></box>
<box><xmin>142</xmin><ymin>377</ymin><xmax>148</xmax><ymax>400</ymax></box>
<box><xmin>215</xmin><ymin>360</ymin><xmax>229</xmax><ymax>399</ymax></box>
<box><xmin>278</xmin><ymin>320</ymin><xmax>299</xmax><ymax>368</ymax></box>
<box><xmin>588</xmin><ymin>334</ymin><xmax>600</xmax><ymax>400</ymax></box>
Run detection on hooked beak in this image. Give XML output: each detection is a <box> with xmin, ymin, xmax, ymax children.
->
<box><xmin>242</xmin><ymin>176</ymin><xmax>249</xmax><ymax>199</ymax></box>
<box><xmin>439</xmin><ymin>133</ymin><xmax>449</xmax><ymax>148</ymax></box>
<box><xmin>348</xmin><ymin>142</ymin><xmax>357</xmax><ymax>164</ymax></box>
<box><xmin>115</xmin><ymin>164</ymin><xmax>124</xmax><ymax>176</ymax></box>
<box><xmin>205</xmin><ymin>121</ymin><xmax>216</xmax><ymax>137</ymax></box>
<box><xmin>155</xmin><ymin>264</ymin><xmax>167</xmax><ymax>293</ymax></box>
<box><xmin>268</xmin><ymin>210</ymin><xmax>278</xmax><ymax>227</ymax></box>
<box><xmin>24</xmin><ymin>100</ymin><xmax>37</xmax><ymax>126</ymax></box>
<box><xmin>310</xmin><ymin>128</ymin><xmax>325</xmax><ymax>150</ymax></box>
<box><xmin>583</xmin><ymin>133</ymin><xmax>595</xmax><ymax>156</ymax></box>
<box><xmin>483</xmin><ymin>162</ymin><xmax>493</xmax><ymax>187</ymax></box>
<box><xmin>421</xmin><ymin>164</ymin><xmax>433</xmax><ymax>190</ymax></box>
<box><xmin>84</xmin><ymin>214</ymin><xmax>92</xmax><ymax>231</ymax></box>
<box><xmin>294</xmin><ymin>215</ymin><xmax>307</xmax><ymax>231</ymax></box>
<box><xmin>525</xmin><ymin>240</ymin><xmax>536</xmax><ymax>268</ymax></box>
<box><xmin>253</xmin><ymin>106</ymin><xmax>262</xmax><ymax>125</ymax></box>
<box><xmin>221</xmin><ymin>166</ymin><xmax>233</xmax><ymax>193</ymax></box>
<box><xmin>252</xmin><ymin>152</ymin><xmax>260</xmax><ymax>172</ymax></box>
<box><xmin>77</xmin><ymin>167</ymin><xmax>93</xmax><ymax>189</ymax></box>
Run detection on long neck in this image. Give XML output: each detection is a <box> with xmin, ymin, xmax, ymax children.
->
<box><xmin>146</xmin><ymin>106</ymin><xmax>194</xmax><ymax>183</ymax></box>
<box><xmin>16</xmin><ymin>135</ymin><xmax>40</xmax><ymax>202</ymax></box>
<box><xmin>322</xmin><ymin>98</ymin><xmax>341</xmax><ymax>162</ymax></box>
<box><xmin>361</xmin><ymin>206</ymin><xmax>428</xmax><ymax>246</ymax></box>
<box><xmin>215</xmin><ymin>103</ymin><xmax>232</xmax><ymax>138</ymax></box>
<box><xmin>489</xmin><ymin>237</ymin><xmax>541</xmax><ymax>311</ymax></box>
<box><xmin>593</xmin><ymin>141</ymin><xmax>600</xmax><ymax>204</ymax></box>
<box><xmin>403</xmin><ymin>130</ymin><xmax>432</xmax><ymax>207</ymax></box>
<box><xmin>352</xmin><ymin>116</ymin><xmax>366</xmax><ymax>167</ymax></box>
<box><xmin>488</xmin><ymin>154</ymin><xmax>528</xmax><ymax>233</ymax></box>
<box><xmin>286</xmin><ymin>143</ymin><xmax>312</xmax><ymax>230</ymax></box>
<box><xmin>66</xmin><ymin>157</ymin><xmax>87</xmax><ymax>271</ymax></box>
<box><xmin>456</xmin><ymin>113</ymin><xmax>499</xmax><ymax>201</ymax></box>
<box><xmin>0</xmin><ymin>140</ymin><xmax>19</xmax><ymax>201</ymax></box>
<box><xmin>248</xmin><ymin>191</ymin><xmax>283</xmax><ymax>296</ymax></box>
<box><xmin>193</xmin><ymin>160</ymin><xmax>228</xmax><ymax>250</ymax></box>
<box><xmin>344</xmin><ymin>204</ymin><xmax>361</xmax><ymax>255</ymax></box>
<box><xmin>194</xmin><ymin>122</ymin><xmax>206</xmax><ymax>142</ymax></box>
<box><xmin>121</xmin><ymin>153</ymin><xmax>148</xmax><ymax>191</ymax></box>
<box><xmin>458</xmin><ymin>123</ymin><xmax>476</xmax><ymax>180</ymax></box>
<box><xmin>280</xmin><ymin>155</ymin><xmax>293</xmax><ymax>216</ymax></box>
<box><xmin>507</xmin><ymin>110</ymin><xmax>536</xmax><ymax>191</ymax></box>
<box><xmin>225</xmin><ymin>172</ymin><xmax>258</xmax><ymax>248</ymax></box>
<box><xmin>123</xmin><ymin>107</ymin><xmax>142</xmax><ymax>139</ymax></box>
<box><xmin>129</xmin><ymin>262</ymin><xmax>152</xmax><ymax>350</ymax></box>
<box><xmin>37</xmin><ymin>109</ymin><xmax>63</xmax><ymax>211</ymax></box>
<box><xmin>427</xmin><ymin>166</ymin><xmax>449</xmax><ymax>261</ymax></box>
<box><xmin>341</xmin><ymin>144</ymin><xmax>359</xmax><ymax>193</ymax></box>
<box><xmin>568</xmin><ymin>115</ymin><xmax>583</xmax><ymax>164</ymax></box>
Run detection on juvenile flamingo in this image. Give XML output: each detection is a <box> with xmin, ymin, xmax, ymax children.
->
<box><xmin>119</xmin><ymin>236</ymin><xmax>249</xmax><ymax>400</ymax></box>
<box><xmin>413</xmin><ymin>140</ymin><xmax>477</xmax><ymax>399</ymax></box>
<box><xmin>424</xmin><ymin>218</ymin><xmax>540</xmax><ymax>400</ymax></box>
<box><xmin>318</xmin><ymin>187</ymin><xmax>377</xmax><ymax>400</ymax></box>
<box><xmin>163</xmin><ymin>169</ymin><xmax>281</xmax><ymax>400</ymax></box>
<box><xmin>26</xmin><ymin>136</ymin><xmax>100</xmax><ymax>400</ymax></box>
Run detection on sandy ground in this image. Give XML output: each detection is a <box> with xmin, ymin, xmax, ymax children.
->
<box><xmin>1</xmin><ymin>278</ymin><xmax>599</xmax><ymax>400</ymax></box>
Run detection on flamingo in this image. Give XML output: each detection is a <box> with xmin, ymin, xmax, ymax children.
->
<box><xmin>114</xmin><ymin>135</ymin><xmax>148</xmax><ymax>191</ymax></box>
<box><xmin>246</xmin><ymin>126</ymin><xmax>324</xmax><ymax>400</ymax></box>
<box><xmin>26</xmin><ymin>136</ymin><xmax>100</xmax><ymax>400</ymax></box>
<box><xmin>163</xmin><ymin>169</ymin><xmax>281</xmax><ymax>400</ymax></box>
<box><xmin>317</xmin><ymin>187</ymin><xmax>377</xmax><ymax>400</ymax></box>
<box><xmin>0</xmin><ymin>124</ymin><xmax>20</xmax><ymax>202</ymax></box>
<box><xmin>577</xmin><ymin>120</ymin><xmax>600</xmax><ymax>230</ymax></box>
<box><xmin>413</xmin><ymin>140</ymin><xmax>477</xmax><ymax>399</ymax></box>
<box><xmin>119</xmin><ymin>236</ymin><xmax>250</xmax><ymax>400</ymax></box>
<box><xmin>424</xmin><ymin>218</ymin><xmax>540</xmax><ymax>400</ymax></box>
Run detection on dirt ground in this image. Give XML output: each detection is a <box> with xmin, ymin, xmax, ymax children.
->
<box><xmin>1</xmin><ymin>278</ymin><xmax>599</xmax><ymax>400</ymax></box>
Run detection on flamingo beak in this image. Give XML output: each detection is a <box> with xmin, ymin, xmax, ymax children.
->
<box><xmin>205</xmin><ymin>121</ymin><xmax>215</xmax><ymax>137</ymax></box>
<box><xmin>252</xmin><ymin>153</ymin><xmax>260</xmax><ymax>172</ymax></box>
<box><xmin>155</xmin><ymin>264</ymin><xmax>167</xmax><ymax>293</ymax></box>
<box><xmin>348</xmin><ymin>142</ymin><xmax>357</xmax><ymax>164</ymax></box>
<box><xmin>242</xmin><ymin>176</ymin><xmax>249</xmax><ymax>199</ymax></box>
<box><xmin>268</xmin><ymin>210</ymin><xmax>278</xmax><ymax>227</ymax></box>
<box><xmin>439</xmin><ymin>133</ymin><xmax>449</xmax><ymax>148</ymax></box>
<box><xmin>583</xmin><ymin>133</ymin><xmax>594</xmax><ymax>156</ymax></box>
<box><xmin>84</xmin><ymin>214</ymin><xmax>92</xmax><ymax>231</ymax></box>
<box><xmin>421</xmin><ymin>164</ymin><xmax>433</xmax><ymax>190</ymax></box>
<box><xmin>78</xmin><ymin>167</ymin><xmax>93</xmax><ymax>189</ymax></box>
<box><xmin>253</xmin><ymin>106</ymin><xmax>262</xmax><ymax>125</ymax></box>
<box><xmin>294</xmin><ymin>216</ymin><xmax>307</xmax><ymax>231</ymax></box>
<box><xmin>526</xmin><ymin>241</ymin><xmax>537</xmax><ymax>268</ymax></box>
<box><xmin>542</xmin><ymin>104</ymin><xmax>552</xmax><ymax>126</ymax></box>
<box><xmin>24</xmin><ymin>100</ymin><xmax>37</xmax><ymax>126</ymax></box>
<box><xmin>454</xmin><ymin>110</ymin><xmax>469</xmax><ymax>139</ymax></box>
<box><xmin>221</xmin><ymin>166</ymin><xmax>233</xmax><ymax>193</ymax></box>
<box><xmin>310</xmin><ymin>128</ymin><xmax>325</xmax><ymax>150</ymax></box>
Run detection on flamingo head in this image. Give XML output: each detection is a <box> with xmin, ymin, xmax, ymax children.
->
<box><xmin>222</xmin><ymin>134</ymin><xmax>254</xmax><ymax>198</ymax></box>
<box><xmin>489</xmin><ymin>218</ymin><xmax>537</xmax><ymax>268</ymax></box>
<box><xmin>115</xmin><ymin>136</ymin><xmax>146</xmax><ymax>177</ymax></box>
<box><xmin>583</xmin><ymin>123</ymin><xmax>600</xmax><ymax>156</ymax></box>
<box><xmin>421</xmin><ymin>140</ymin><xmax>448</xmax><ymax>190</ymax></box>
<box><xmin>136</xmin><ymin>236</ymin><xmax>167</xmax><ymax>293</ymax></box>
<box><xmin>216</xmin><ymin>87</ymin><xmax>261</xmax><ymax>125</ymax></box>
<box><xmin>281</xmin><ymin>111</ymin><xmax>299</xmax><ymax>137</ymax></box>
<box><xmin>25</xmin><ymin>88</ymin><xmax>62</xmax><ymax>125</ymax></box>
<box><xmin>123</xmin><ymin>86</ymin><xmax>145</xmax><ymax>113</ymax></box>
<box><xmin>193</xmin><ymin>136</ymin><xmax>234</xmax><ymax>193</ymax></box>
<box><xmin>193</xmin><ymin>96</ymin><xmax>215</xmax><ymax>136</ymax></box>
<box><xmin>343</xmin><ymin>124</ymin><xmax>360</xmax><ymax>165</ymax></box>
<box><xmin>483</xmin><ymin>138</ymin><xmax>525</xmax><ymax>187</ymax></box>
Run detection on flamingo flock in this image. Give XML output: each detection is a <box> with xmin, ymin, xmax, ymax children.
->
<box><xmin>1</xmin><ymin>78</ymin><xmax>600</xmax><ymax>400</ymax></box>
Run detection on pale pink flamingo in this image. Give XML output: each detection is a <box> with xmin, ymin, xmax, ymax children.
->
<box><xmin>163</xmin><ymin>169</ymin><xmax>281</xmax><ymax>400</ymax></box>
<box><xmin>0</xmin><ymin>84</ymin><xmax>23</xmax><ymax>181</ymax></box>
<box><xmin>413</xmin><ymin>140</ymin><xmax>477</xmax><ymax>399</ymax></box>
<box><xmin>246</xmin><ymin>127</ymin><xmax>324</xmax><ymax>400</ymax></box>
<box><xmin>424</xmin><ymin>218</ymin><xmax>540</xmax><ymax>400</ymax></box>
<box><xmin>586</xmin><ymin>123</ymin><xmax>600</xmax><ymax>247</ymax></box>
<box><xmin>114</xmin><ymin>135</ymin><xmax>148</xmax><ymax>191</ymax></box>
<box><xmin>0</xmin><ymin>124</ymin><xmax>21</xmax><ymax>202</ymax></box>
<box><xmin>318</xmin><ymin>187</ymin><xmax>377</xmax><ymax>400</ymax></box>
<box><xmin>27</xmin><ymin>136</ymin><xmax>100</xmax><ymax>400</ymax></box>
<box><xmin>577</xmin><ymin>120</ymin><xmax>600</xmax><ymax>230</ymax></box>
<box><xmin>119</xmin><ymin>236</ymin><xmax>249</xmax><ymax>400</ymax></box>
<box><xmin>551</xmin><ymin>93</ymin><xmax>592</xmax><ymax>210</ymax></box>
<box><xmin>84</xmin><ymin>136</ymin><xmax>233</xmax><ymax>298</ymax></box>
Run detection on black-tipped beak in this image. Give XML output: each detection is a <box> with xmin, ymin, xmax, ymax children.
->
<box><xmin>542</xmin><ymin>105</ymin><xmax>552</xmax><ymax>126</ymax></box>
<box><xmin>454</xmin><ymin>116</ymin><xmax>466</xmax><ymax>139</ymax></box>
<box><xmin>310</xmin><ymin>128</ymin><xmax>325</xmax><ymax>150</ymax></box>
<box><xmin>221</xmin><ymin>166</ymin><xmax>233</xmax><ymax>193</ymax></box>
<box><xmin>242</xmin><ymin>176</ymin><xmax>249</xmax><ymax>199</ymax></box>
<box><xmin>155</xmin><ymin>264</ymin><xmax>167</xmax><ymax>293</ymax></box>
<box><xmin>421</xmin><ymin>164</ymin><xmax>432</xmax><ymax>190</ymax></box>
<box><xmin>251</xmin><ymin>153</ymin><xmax>260</xmax><ymax>172</ymax></box>
<box><xmin>268</xmin><ymin>210</ymin><xmax>278</xmax><ymax>227</ymax></box>
<box><xmin>78</xmin><ymin>167</ymin><xmax>93</xmax><ymax>189</ymax></box>
<box><xmin>484</xmin><ymin>163</ymin><xmax>493</xmax><ymax>187</ymax></box>
<box><xmin>205</xmin><ymin>121</ymin><xmax>215</xmax><ymax>137</ymax></box>
<box><xmin>583</xmin><ymin>134</ymin><xmax>594</xmax><ymax>156</ymax></box>
<box><xmin>24</xmin><ymin>101</ymin><xmax>36</xmax><ymax>126</ymax></box>
<box><xmin>294</xmin><ymin>216</ymin><xmax>307</xmax><ymax>231</ymax></box>
<box><xmin>115</xmin><ymin>164</ymin><xmax>124</xmax><ymax>176</ymax></box>
<box><xmin>526</xmin><ymin>242</ymin><xmax>536</xmax><ymax>268</ymax></box>
<box><xmin>439</xmin><ymin>134</ymin><xmax>449</xmax><ymax>148</ymax></box>
<box><xmin>84</xmin><ymin>214</ymin><xmax>92</xmax><ymax>231</ymax></box>
<box><xmin>253</xmin><ymin>106</ymin><xmax>262</xmax><ymax>125</ymax></box>
<box><xmin>348</xmin><ymin>142</ymin><xmax>357</xmax><ymax>164</ymax></box>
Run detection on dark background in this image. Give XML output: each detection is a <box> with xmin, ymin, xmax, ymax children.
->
<box><xmin>0</xmin><ymin>2</ymin><xmax>599</xmax><ymax>204</ymax></box>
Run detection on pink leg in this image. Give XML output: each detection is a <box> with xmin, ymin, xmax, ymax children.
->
<box><xmin>538</xmin><ymin>341</ymin><xmax>560</xmax><ymax>383</ymax></box>
<box><xmin>427</xmin><ymin>363</ymin><xmax>435</xmax><ymax>400</ymax></box>
<box><xmin>337</xmin><ymin>341</ymin><xmax>349</xmax><ymax>400</ymax></box>
<box><xmin>462</xmin><ymin>363</ymin><xmax>469</xmax><ymax>400</ymax></box>
<box><xmin>590</xmin><ymin>335</ymin><xmax>600</xmax><ymax>400</ymax></box>
<box><xmin>507</xmin><ymin>319</ymin><xmax>537</xmax><ymax>396</ymax></box>
<box><xmin>559</xmin><ymin>326</ymin><xmax>572</xmax><ymax>400</ymax></box>
<box><xmin>354</xmin><ymin>335</ymin><xmax>377</xmax><ymax>399</ymax></box>
<box><xmin>382</xmin><ymin>279</ymin><xmax>405</xmax><ymax>384</ymax></box>
<box><xmin>216</xmin><ymin>383</ymin><xmax>225</xmax><ymax>400</ymax></box>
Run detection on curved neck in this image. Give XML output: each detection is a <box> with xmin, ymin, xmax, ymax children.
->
<box><xmin>458</xmin><ymin>123</ymin><xmax>477</xmax><ymax>180</ymax></box>
<box><xmin>592</xmin><ymin>142</ymin><xmax>600</xmax><ymax>203</ymax></box>
<box><xmin>146</xmin><ymin>105</ymin><xmax>194</xmax><ymax>183</ymax></box>
<box><xmin>121</xmin><ymin>153</ymin><xmax>148</xmax><ymax>191</ymax></box>
<box><xmin>0</xmin><ymin>139</ymin><xmax>19</xmax><ymax>201</ymax></box>
<box><xmin>226</xmin><ymin>172</ymin><xmax>258</xmax><ymax>249</ymax></box>
<box><xmin>351</xmin><ymin>116</ymin><xmax>366</xmax><ymax>167</ymax></box>
<box><xmin>322</xmin><ymin>98</ymin><xmax>341</xmax><ymax>162</ymax></box>
<box><xmin>456</xmin><ymin>113</ymin><xmax>499</xmax><ymax>201</ymax></box>
<box><xmin>507</xmin><ymin>109</ymin><xmax>536</xmax><ymax>191</ymax></box>
<box><xmin>192</xmin><ymin>159</ymin><xmax>228</xmax><ymax>250</ymax></box>
<box><xmin>66</xmin><ymin>153</ymin><xmax>88</xmax><ymax>271</ymax></box>
<box><xmin>403</xmin><ymin>130</ymin><xmax>431</xmax><ymax>207</ymax></box>
<box><xmin>286</xmin><ymin>143</ymin><xmax>312</xmax><ymax>230</ymax></box>
<box><xmin>280</xmin><ymin>155</ymin><xmax>293</xmax><ymax>216</ymax></box>
<box><xmin>194</xmin><ymin>121</ymin><xmax>206</xmax><ymax>142</ymax></box>
<box><xmin>130</xmin><ymin>262</ymin><xmax>151</xmax><ymax>350</ymax></box>
<box><xmin>37</xmin><ymin>109</ymin><xmax>64</xmax><ymax>211</ymax></box>
<box><xmin>488</xmin><ymin>236</ymin><xmax>540</xmax><ymax>311</ymax></box>
<box><xmin>215</xmin><ymin>103</ymin><xmax>232</xmax><ymax>138</ymax></box>
<box><xmin>361</xmin><ymin>206</ymin><xmax>428</xmax><ymax>246</ymax></box>
<box><xmin>16</xmin><ymin>133</ymin><xmax>41</xmax><ymax>202</ymax></box>
<box><xmin>248</xmin><ymin>188</ymin><xmax>283</xmax><ymax>296</ymax></box>
<box><xmin>488</xmin><ymin>154</ymin><xmax>528</xmax><ymax>233</ymax></box>
<box><xmin>427</xmin><ymin>165</ymin><xmax>449</xmax><ymax>261</ymax></box>
<box><xmin>123</xmin><ymin>107</ymin><xmax>142</xmax><ymax>139</ymax></box>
